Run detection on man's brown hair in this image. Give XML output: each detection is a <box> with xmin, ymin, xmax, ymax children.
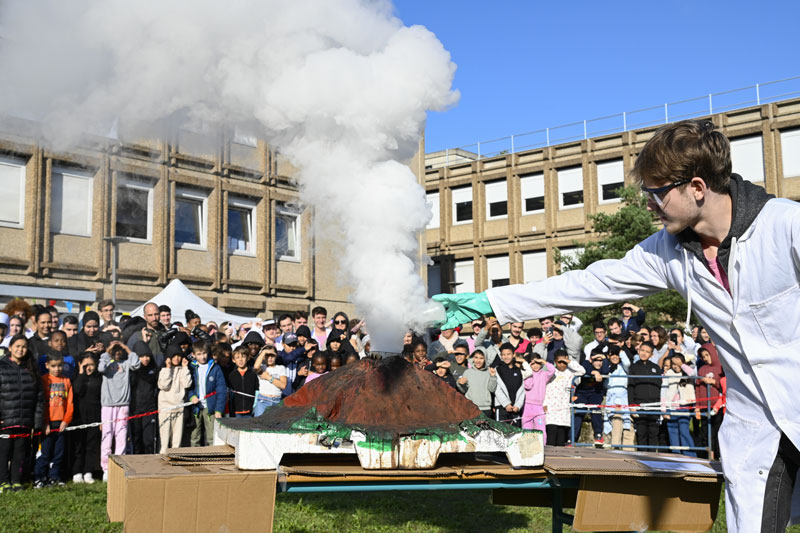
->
<box><xmin>631</xmin><ymin>119</ymin><xmax>732</xmax><ymax>193</ymax></box>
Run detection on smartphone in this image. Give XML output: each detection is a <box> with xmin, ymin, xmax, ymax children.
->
<box><xmin>669</xmin><ymin>333</ymin><xmax>678</xmax><ymax>344</ymax></box>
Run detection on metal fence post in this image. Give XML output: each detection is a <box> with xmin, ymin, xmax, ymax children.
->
<box><xmin>445</xmin><ymin>148</ymin><xmax>449</xmax><ymax>166</ymax></box>
<box><xmin>477</xmin><ymin>141</ymin><xmax>481</xmax><ymax>160</ymax></box>
<box><xmin>583</xmin><ymin>120</ymin><xmax>587</xmax><ymax>140</ymax></box>
<box><xmin>756</xmin><ymin>83</ymin><xmax>761</xmax><ymax>105</ymax></box>
<box><xmin>706</xmin><ymin>382</ymin><xmax>713</xmax><ymax>459</ymax></box>
<box><xmin>708</xmin><ymin>93</ymin><xmax>713</xmax><ymax>115</ymax></box>
<box><xmin>623</xmin><ymin>111</ymin><xmax>627</xmax><ymax>132</ymax></box>
<box><xmin>665</xmin><ymin>103</ymin><xmax>669</xmax><ymax>123</ymax></box>
<box><xmin>510</xmin><ymin>135</ymin><xmax>515</xmax><ymax>155</ymax></box>
<box><xmin>546</xmin><ymin>128</ymin><xmax>550</xmax><ymax>147</ymax></box>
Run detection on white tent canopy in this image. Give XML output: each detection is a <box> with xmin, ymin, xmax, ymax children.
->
<box><xmin>130</xmin><ymin>279</ymin><xmax>256</xmax><ymax>326</ymax></box>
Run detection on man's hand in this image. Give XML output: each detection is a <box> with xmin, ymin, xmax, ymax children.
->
<box><xmin>505</xmin><ymin>404</ymin><xmax>514</xmax><ymax>412</ymax></box>
<box><xmin>512</xmin><ymin>406</ymin><xmax>520</xmax><ymax>413</ymax></box>
<box><xmin>542</xmin><ymin>331</ymin><xmax>554</xmax><ymax>344</ymax></box>
<box><xmin>214</xmin><ymin>412</ymin><xmax>222</xmax><ymax>419</ymax></box>
<box><xmin>141</xmin><ymin>327</ymin><xmax>152</xmax><ymax>343</ymax></box>
<box><xmin>432</xmin><ymin>292</ymin><xmax>494</xmax><ymax>330</ymax></box>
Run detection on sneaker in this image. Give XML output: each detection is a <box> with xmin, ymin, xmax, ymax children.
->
<box><xmin>83</xmin><ymin>473</ymin><xmax>95</xmax><ymax>484</ymax></box>
<box><xmin>0</xmin><ymin>482</ymin><xmax>10</xmax><ymax>493</ymax></box>
<box><xmin>46</xmin><ymin>479</ymin><xmax>59</xmax><ymax>487</ymax></box>
<box><xmin>102</xmin><ymin>471</ymin><xmax>108</xmax><ymax>482</ymax></box>
<box><xmin>33</xmin><ymin>480</ymin><xmax>46</xmax><ymax>489</ymax></box>
<box><xmin>72</xmin><ymin>473</ymin><xmax>84</xmax><ymax>484</ymax></box>
<box><xmin>10</xmin><ymin>483</ymin><xmax>23</xmax><ymax>492</ymax></box>
<box><xmin>594</xmin><ymin>438</ymin><xmax>604</xmax><ymax>448</ymax></box>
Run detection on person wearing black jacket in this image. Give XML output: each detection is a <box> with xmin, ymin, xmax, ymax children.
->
<box><xmin>627</xmin><ymin>341</ymin><xmax>662</xmax><ymax>448</ymax></box>
<box><xmin>71</xmin><ymin>354</ymin><xmax>103</xmax><ymax>483</ymax></box>
<box><xmin>0</xmin><ymin>334</ymin><xmax>43</xmax><ymax>491</ymax></box>
<box><xmin>129</xmin><ymin>341</ymin><xmax>159</xmax><ymax>454</ymax></box>
<box><xmin>425</xmin><ymin>357</ymin><xmax>460</xmax><ymax>391</ymax></box>
<box><xmin>227</xmin><ymin>347</ymin><xmax>258</xmax><ymax>417</ymax></box>
<box><xmin>572</xmin><ymin>348</ymin><xmax>609</xmax><ymax>445</ymax></box>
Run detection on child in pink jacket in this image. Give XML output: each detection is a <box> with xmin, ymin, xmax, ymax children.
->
<box><xmin>522</xmin><ymin>357</ymin><xmax>556</xmax><ymax>440</ymax></box>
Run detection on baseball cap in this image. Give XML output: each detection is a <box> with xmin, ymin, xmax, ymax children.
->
<box><xmin>283</xmin><ymin>332</ymin><xmax>298</xmax><ymax>345</ymax></box>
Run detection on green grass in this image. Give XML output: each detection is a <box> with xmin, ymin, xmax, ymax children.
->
<box><xmin>2</xmin><ymin>482</ymin><xmax>800</xmax><ymax>532</ymax></box>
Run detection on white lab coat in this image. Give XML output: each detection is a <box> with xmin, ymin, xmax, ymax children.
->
<box><xmin>486</xmin><ymin>198</ymin><xmax>800</xmax><ymax>531</ymax></box>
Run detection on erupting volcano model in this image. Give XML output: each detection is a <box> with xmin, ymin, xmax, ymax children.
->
<box><xmin>215</xmin><ymin>357</ymin><xmax>544</xmax><ymax>470</ymax></box>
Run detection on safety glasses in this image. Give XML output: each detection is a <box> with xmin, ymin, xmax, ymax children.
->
<box><xmin>640</xmin><ymin>178</ymin><xmax>693</xmax><ymax>208</ymax></box>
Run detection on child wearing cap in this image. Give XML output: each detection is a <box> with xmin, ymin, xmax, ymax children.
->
<box><xmin>277</xmin><ymin>332</ymin><xmax>304</xmax><ymax>397</ymax></box>
<box><xmin>228</xmin><ymin>347</ymin><xmax>257</xmax><ymax>417</ymax></box>
<box><xmin>157</xmin><ymin>345</ymin><xmax>192</xmax><ymax>453</ymax></box>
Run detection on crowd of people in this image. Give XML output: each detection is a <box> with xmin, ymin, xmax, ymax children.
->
<box><xmin>0</xmin><ymin>295</ymin><xmax>724</xmax><ymax>493</ymax></box>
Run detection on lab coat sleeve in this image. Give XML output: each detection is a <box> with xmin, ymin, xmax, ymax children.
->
<box><xmin>486</xmin><ymin>232</ymin><xmax>670</xmax><ymax>324</ymax></box>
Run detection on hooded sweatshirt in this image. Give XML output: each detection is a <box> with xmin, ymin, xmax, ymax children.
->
<box><xmin>695</xmin><ymin>342</ymin><xmax>724</xmax><ymax>410</ymax></box>
<box><xmin>98</xmin><ymin>349</ymin><xmax>141</xmax><ymax>407</ymax></box>
<box><xmin>460</xmin><ymin>348</ymin><xmax>497</xmax><ymax>411</ymax></box>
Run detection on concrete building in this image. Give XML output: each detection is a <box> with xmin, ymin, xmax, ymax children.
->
<box><xmin>423</xmin><ymin>98</ymin><xmax>800</xmax><ymax>295</ymax></box>
<box><xmin>0</xmin><ymin>118</ymin><xmax>424</xmax><ymax>319</ymax></box>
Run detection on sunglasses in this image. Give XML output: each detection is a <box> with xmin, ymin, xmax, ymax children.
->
<box><xmin>334</xmin><ymin>319</ymin><xmax>347</xmax><ymax>325</ymax></box>
<box><xmin>640</xmin><ymin>178</ymin><xmax>692</xmax><ymax>208</ymax></box>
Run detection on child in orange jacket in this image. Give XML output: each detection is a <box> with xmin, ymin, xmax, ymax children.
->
<box><xmin>34</xmin><ymin>353</ymin><xmax>74</xmax><ymax>487</ymax></box>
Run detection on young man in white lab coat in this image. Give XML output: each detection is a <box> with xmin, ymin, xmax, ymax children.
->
<box><xmin>434</xmin><ymin>119</ymin><xmax>800</xmax><ymax>532</ymax></box>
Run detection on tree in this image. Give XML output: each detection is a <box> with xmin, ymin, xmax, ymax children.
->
<box><xmin>553</xmin><ymin>185</ymin><xmax>690</xmax><ymax>340</ymax></box>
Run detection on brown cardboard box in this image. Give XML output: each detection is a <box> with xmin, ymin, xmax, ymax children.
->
<box><xmin>108</xmin><ymin>453</ymin><xmax>277</xmax><ymax>532</ymax></box>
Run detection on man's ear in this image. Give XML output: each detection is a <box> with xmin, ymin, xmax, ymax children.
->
<box><xmin>691</xmin><ymin>176</ymin><xmax>708</xmax><ymax>201</ymax></box>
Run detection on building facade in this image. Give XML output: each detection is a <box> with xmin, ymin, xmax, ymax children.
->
<box><xmin>0</xmin><ymin>119</ymin><xmax>424</xmax><ymax>319</ymax></box>
<box><xmin>423</xmin><ymin>98</ymin><xmax>800</xmax><ymax>295</ymax></box>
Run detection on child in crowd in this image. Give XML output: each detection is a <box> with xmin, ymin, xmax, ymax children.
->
<box><xmin>426</xmin><ymin>357</ymin><xmax>459</xmax><ymax>390</ymax></box>
<box><xmin>253</xmin><ymin>347</ymin><xmax>287</xmax><ymax>416</ymax></box>
<box><xmin>603</xmin><ymin>345</ymin><xmax>634</xmax><ymax>448</ymax></box>
<box><xmin>628</xmin><ymin>341</ymin><xmax>662</xmax><ymax>450</ymax></box>
<box><xmin>129</xmin><ymin>341</ymin><xmax>159</xmax><ymax>454</ymax></box>
<box><xmin>494</xmin><ymin>343</ymin><xmax>532</xmax><ymax>427</ymax></box>
<box><xmin>459</xmin><ymin>347</ymin><xmax>497</xmax><ymax>418</ymax></box>
<box><xmin>345</xmin><ymin>353</ymin><xmax>359</xmax><ymax>365</ymax></box>
<box><xmin>572</xmin><ymin>349</ymin><xmax>609</xmax><ymax>446</ymax></box>
<box><xmin>37</xmin><ymin>330</ymin><xmax>77</xmax><ymax>379</ymax></box>
<box><xmin>228</xmin><ymin>346</ymin><xmax>258</xmax><ymax>417</ymax></box>
<box><xmin>72</xmin><ymin>354</ymin><xmax>102</xmax><ymax>484</ymax></box>
<box><xmin>302</xmin><ymin>353</ymin><xmax>329</xmax><ymax>387</ymax></box>
<box><xmin>98</xmin><ymin>341</ymin><xmax>140</xmax><ymax>480</ymax></box>
<box><xmin>34</xmin><ymin>353</ymin><xmax>73</xmax><ymax>487</ymax></box>
<box><xmin>543</xmin><ymin>350</ymin><xmax>586</xmax><ymax>446</ymax></box>
<box><xmin>662</xmin><ymin>353</ymin><xmax>697</xmax><ymax>457</ymax></box>
<box><xmin>0</xmin><ymin>335</ymin><xmax>42</xmax><ymax>492</ymax></box>
<box><xmin>329</xmin><ymin>355</ymin><xmax>343</xmax><ymax>372</ymax></box>
<box><xmin>211</xmin><ymin>342</ymin><xmax>233</xmax><ymax>384</ymax></box>
<box><xmin>449</xmin><ymin>342</ymin><xmax>469</xmax><ymax>382</ymax></box>
<box><xmin>188</xmin><ymin>341</ymin><xmax>228</xmax><ymax>446</ymax></box>
<box><xmin>521</xmin><ymin>356</ymin><xmax>555</xmax><ymax>439</ymax></box>
<box><xmin>292</xmin><ymin>339</ymin><xmax>319</xmax><ymax>390</ymax></box>
<box><xmin>157</xmin><ymin>345</ymin><xmax>192</xmax><ymax>453</ymax></box>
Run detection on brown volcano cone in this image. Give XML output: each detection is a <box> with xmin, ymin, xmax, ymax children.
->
<box><xmin>224</xmin><ymin>356</ymin><xmax>483</xmax><ymax>438</ymax></box>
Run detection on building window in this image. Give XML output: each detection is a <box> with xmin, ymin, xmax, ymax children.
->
<box><xmin>781</xmin><ymin>128</ymin><xmax>800</xmax><ymax>179</ymax></box>
<box><xmin>116</xmin><ymin>176</ymin><xmax>153</xmax><ymax>242</ymax></box>
<box><xmin>228</xmin><ymin>198</ymin><xmax>256</xmax><ymax>255</ymax></box>
<box><xmin>485</xmin><ymin>180</ymin><xmax>508</xmax><ymax>220</ymax></box>
<box><xmin>557</xmin><ymin>246</ymin><xmax>582</xmax><ymax>273</ymax></box>
<box><xmin>174</xmin><ymin>189</ymin><xmax>208</xmax><ymax>249</ymax></box>
<box><xmin>597</xmin><ymin>160</ymin><xmax>624</xmax><ymax>204</ymax></box>
<box><xmin>487</xmin><ymin>255</ymin><xmax>510</xmax><ymax>288</ymax></box>
<box><xmin>558</xmin><ymin>167</ymin><xmax>584</xmax><ymax>209</ymax></box>
<box><xmin>453</xmin><ymin>259</ymin><xmax>475</xmax><ymax>293</ymax></box>
<box><xmin>426</xmin><ymin>192</ymin><xmax>440</xmax><ymax>229</ymax></box>
<box><xmin>452</xmin><ymin>186</ymin><xmax>473</xmax><ymax>224</ymax></box>
<box><xmin>51</xmin><ymin>167</ymin><xmax>93</xmax><ymax>237</ymax></box>
<box><xmin>520</xmin><ymin>172</ymin><xmax>545</xmax><ymax>214</ymax></box>
<box><xmin>730</xmin><ymin>135</ymin><xmax>765</xmax><ymax>183</ymax></box>
<box><xmin>276</xmin><ymin>204</ymin><xmax>301</xmax><ymax>261</ymax></box>
<box><xmin>522</xmin><ymin>250</ymin><xmax>548</xmax><ymax>283</ymax></box>
<box><xmin>0</xmin><ymin>156</ymin><xmax>25</xmax><ymax>228</ymax></box>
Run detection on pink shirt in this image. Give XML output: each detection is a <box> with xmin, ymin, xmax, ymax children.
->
<box><xmin>523</xmin><ymin>362</ymin><xmax>556</xmax><ymax>406</ymax></box>
<box><xmin>703</xmin><ymin>250</ymin><xmax>730</xmax><ymax>293</ymax></box>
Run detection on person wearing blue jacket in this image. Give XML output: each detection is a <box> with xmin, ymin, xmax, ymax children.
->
<box><xmin>572</xmin><ymin>348</ymin><xmax>610</xmax><ymax>446</ymax></box>
<box><xmin>277</xmin><ymin>333</ymin><xmax>305</xmax><ymax>397</ymax></box>
<box><xmin>602</xmin><ymin>345</ymin><xmax>633</xmax><ymax>448</ymax></box>
<box><xmin>188</xmin><ymin>340</ymin><xmax>227</xmax><ymax>447</ymax></box>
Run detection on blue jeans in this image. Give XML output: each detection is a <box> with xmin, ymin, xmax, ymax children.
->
<box><xmin>35</xmin><ymin>423</ymin><xmax>66</xmax><ymax>481</ymax></box>
<box><xmin>666</xmin><ymin>416</ymin><xmax>697</xmax><ymax>457</ymax></box>
<box><xmin>253</xmin><ymin>394</ymin><xmax>281</xmax><ymax>417</ymax></box>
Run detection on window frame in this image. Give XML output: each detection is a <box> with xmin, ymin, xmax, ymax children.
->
<box><xmin>451</xmin><ymin>186</ymin><xmax>473</xmax><ymax>225</ymax></box>
<box><xmin>522</xmin><ymin>250</ymin><xmax>548</xmax><ymax>283</ymax></box>
<box><xmin>557</xmin><ymin>166</ymin><xmax>584</xmax><ymax>210</ymax></box>
<box><xmin>116</xmin><ymin>176</ymin><xmax>154</xmax><ymax>243</ymax></box>
<box><xmin>50</xmin><ymin>166</ymin><xmax>94</xmax><ymax>237</ymax></box>
<box><xmin>596</xmin><ymin>159</ymin><xmax>625</xmax><ymax>205</ymax></box>
<box><xmin>781</xmin><ymin>128</ymin><xmax>800</xmax><ymax>179</ymax></box>
<box><xmin>426</xmin><ymin>191</ymin><xmax>440</xmax><ymax>230</ymax></box>
<box><xmin>275</xmin><ymin>204</ymin><xmax>301</xmax><ymax>263</ymax></box>
<box><xmin>174</xmin><ymin>188</ymin><xmax>208</xmax><ymax>250</ymax></box>
<box><xmin>486</xmin><ymin>255</ymin><xmax>510</xmax><ymax>288</ymax></box>
<box><xmin>227</xmin><ymin>197</ymin><xmax>257</xmax><ymax>257</ymax></box>
<box><xmin>0</xmin><ymin>155</ymin><xmax>26</xmax><ymax>229</ymax></box>
<box><xmin>520</xmin><ymin>172</ymin><xmax>545</xmax><ymax>215</ymax></box>
<box><xmin>484</xmin><ymin>180</ymin><xmax>508</xmax><ymax>220</ymax></box>
<box><xmin>453</xmin><ymin>259</ymin><xmax>475</xmax><ymax>294</ymax></box>
<box><xmin>730</xmin><ymin>135</ymin><xmax>765</xmax><ymax>184</ymax></box>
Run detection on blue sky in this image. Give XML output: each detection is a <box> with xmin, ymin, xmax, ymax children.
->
<box><xmin>394</xmin><ymin>1</ymin><xmax>800</xmax><ymax>154</ymax></box>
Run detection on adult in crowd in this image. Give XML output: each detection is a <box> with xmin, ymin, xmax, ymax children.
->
<box><xmin>158</xmin><ymin>305</ymin><xmax>172</xmax><ymax>328</ymax></box>
<box><xmin>310</xmin><ymin>306</ymin><xmax>330</xmax><ymax>347</ymax></box>
<box><xmin>582</xmin><ymin>321</ymin><xmax>608</xmax><ymax>363</ymax></box>
<box><xmin>126</xmin><ymin>303</ymin><xmax>165</xmax><ymax>367</ymax></box>
<box><xmin>68</xmin><ymin>311</ymin><xmax>101</xmax><ymax>355</ymax></box>
<box><xmin>619</xmin><ymin>303</ymin><xmax>646</xmax><ymax>334</ymax></box>
<box><xmin>98</xmin><ymin>299</ymin><xmax>116</xmax><ymax>327</ymax></box>
<box><xmin>434</xmin><ymin>119</ymin><xmax>793</xmax><ymax>530</ymax></box>
<box><xmin>28</xmin><ymin>308</ymin><xmax>53</xmax><ymax>358</ymax></box>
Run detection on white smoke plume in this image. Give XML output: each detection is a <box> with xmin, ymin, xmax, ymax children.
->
<box><xmin>0</xmin><ymin>0</ymin><xmax>458</xmax><ymax>350</ymax></box>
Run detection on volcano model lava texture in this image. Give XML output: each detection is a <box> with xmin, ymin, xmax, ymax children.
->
<box><xmin>216</xmin><ymin>356</ymin><xmax>543</xmax><ymax>469</ymax></box>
